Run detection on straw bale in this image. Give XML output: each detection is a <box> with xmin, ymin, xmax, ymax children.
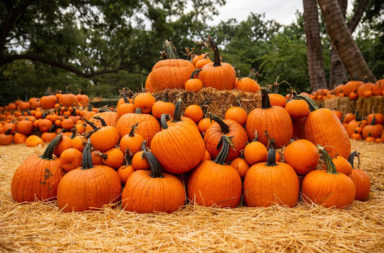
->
<box><xmin>1</xmin><ymin>140</ymin><xmax>384</xmax><ymax>252</ymax></box>
<box><xmin>323</xmin><ymin>97</ymin><xmax>356</xmax><ymax>115</ymax></box>
<box><xmin>151</xmin><ymin>88</ymin><xmax>261</xmax><ymax>118</ymax></box>
<box><xmin>355</xmin><ymin>96</ymin><xmax>384</xmax><ymax>119</ymax></box>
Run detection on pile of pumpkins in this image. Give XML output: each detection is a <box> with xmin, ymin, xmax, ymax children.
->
<box><xmin>343</xmin><ymin>112</ymin><xmax>384</xmax><ymax>143</ymax></box>
<box><xmin>311</xmin><ymin>79</ymin><xmax>384</xmax><ymax>101</ymax></box>
<box><xmin>10</xmin><ymin>87</ymin><xmax>371</xmax><ymax>213</ymax></box>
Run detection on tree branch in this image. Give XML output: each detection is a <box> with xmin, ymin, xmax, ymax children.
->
<box><xmin>0</xmin><ymin>54</ymin><xmax>136</xmax><ymax>78</ymax></box>
<box><xmin>347</xmin><ymin>0</ymin><xmax>370</xmax><ymax>33</ymax></box>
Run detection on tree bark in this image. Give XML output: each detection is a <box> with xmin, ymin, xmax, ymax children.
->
<box><xmin>329</xmin><ymin>0</ymin><xmax>347</xmax><ymax>87</ymax></box>
<box><xmin>318</xmin><ymin>0</ymin><xmax>376</xmax><ymax>82</ymax></box>
<box><xmin>303</xmin><ymin>0</ymin><xmax>328</xmax><ymax>91</ymax></box>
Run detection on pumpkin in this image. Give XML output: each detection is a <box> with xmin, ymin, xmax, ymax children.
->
<box><xmin>133</xmin><ymin>93</ymin><xmax>156</xmax><ymax>114</ymax></box>
<box><xmin>148</xmin><ymin>41</ymin><xmax>195</xmax><ymax>91</ymax></box>
<box><xmin>85</xmin><ymin>112</ymin><xmax>117</xmax><ymax>131</ymax></box>
<box><xmin>184</xmin><ymin>105</ymin><xmax>204</xmax><ymax>123</ymax></box>
<box><xmin>244</xmin><ymin>148</ymin><xmax>299</xmax><ymax>207</ymax></box>
<box><xmin>11</xmin><ymin>135</ymin><xmax>63</xmax><ymax>202</ymax></box>
<box><xmin>198</xmin><ymin>36</ymin><xmax>235</xmax><ymax>90</ymax></box>
<box><xmin>351</xmin><ymin>130</ymin><xmax>362</xmax><ymax>140</ymax></box>
<box><xmin>268</xmin><ymin>93</ymin><xmax>287</xmax><ymax>107</ymax></box>
<box><xmin>188</xmin><ymin>136</ymin><xmax>242</xmax><ymax>208</ymax></box>
<box><xmin>53</xmin><ymin>135</ymin><xmax>73</xmax><ymax>157</ymax></box>
<box><xmin>285</xmin><ymin>99</ymin><xmax>310</xmax><ymax>118</ymax></box>
<box><xmin>343</xmin><ymin>81</ymin><xmax>362</xmax><ymax>96</ymax></box>
<box><xmin>25</xmin><ymin>135</ymin><xmax>43</xmax><ymax>147</ymax></box>
<box><xmin>151</xmin><ymin>100</ymin><xmax>175</xmax><ymax>119</ymax></box>
<box><xmin>101</xmin><ymin>147</ymin><xmax>124</xmax><ymax>169</ymax></box>
<box><xmin>61</xmin><ymin>118</ymin><xmax>74</xmax><ymax>130</ymax></box>
<box><xmin>16</xmin><ymin>120</ymin><xmax>33</xmax><ymax>135</ymax></box>
<box><xmin>185</xmin><ymin>69</ymin><xmax>203</xmax><ymax>92</ymax></box>
<box><xmin>71</xmin><ymin>135</ymin><xmax>86</xmax><ymax>152</ymax></box>
<box><xmin>243</xmin><ymin>131</ymin><xmax>268</xmax><ymax>165</ymax></box>
<box><xmin>224</xmin><ymin>107</ymin><xmax>247</xmax><ymax>126</ymax></box>
<box><xmin>121</xmin><ymin>150</ymin><xmax>186</xmax><ymax>213</ymax></box>
<box><xmin>246</xmin><ymin>90</ymin><xmax>293</xmax><ymax>147</ymax></box>
<box><xmin>332</xmin><ymin>155</ymin><xmax>352</xmax><ymax>175</ymax></box>
<box><xmin>59</xmin><ymin>93</ymin><xmax>77</xmax><ymax>107</ymax></box>
<box><xmin>236</xmin><ymin>77</ymin><xmax>260</xmax><ymax>93</ymax></box>
<box><xmin>284</xmin><ymin>139</ymin><xmax>319</xmax><ymax>176</ymax></box>
<box><xmin>119</xmin><ymin>123</ymin><xmax>144</xmax><ymax>154</ymax></box>
<box><xmin>40</xmin><ymin>95</ymin><xmax>57</xmax><ymax>109</ymax></box>
<box><xmin>117</xmin><ymin>151</ymin><xmax>134</xmax><ymax>184</ymax></box>
<box><xmin>367</xmin><ymin>113</ymin><xmax>383</xmax><ymax>125</ymax></box>
<box><xmin>57</xmin><ymin>141</ymin><xmax>121</xmax><ymax>212</ymax></box>
<box><xmin>230</xmin><ymin>158</ymin><xmax>249</xmax><ymax>178</ymax></box>
<box><xmin>301</xmin><ymin>146</ymin><xmax>356</xmax><ymax>208</ymax></box>
<box><xmin>296</xmin><ymin>95</ymin><xmax>350</xmax><ymax>158</ymax></box>
<box><xmin>357</xmin><ymin>83</ymin><xmax>374</xmax><ymax>97</ymax></box>
<box><xmin>86</xmin><ymin>117</ymin><xmax>119</xmax><ymax>152</ymax></box>
<box><xmin>60</xmin><ymin>148</ymin><xmax>83</xmax><ymax>172</ymax></box>
<box><xmin>151</xmin><ymin>114</ymin><xmax>205</xmax><ymax>174</ymax></box>
<box><xmin>13</xmin><ymin>132</ymin><xmax>26</xmax><ymax>144</ymax></box>
<box><xmin>198</xmin><ymin>118</ymin><xmax>213</xmax><ymax>133</ymax></box>
<box><xmin>116</xmin><ymin>109</ymin><xmax>160</xmax><ymax>145</ymax></box>
<box><xmin>131</xmin><ymin>142</ymin><xmax>150</xmax><ymax>170</ymax></box>
<box><xmin>362</xmin><ymin>117</ymin><xmax>383</xmax><ymax>139</ymax></box>
<box><xmin>348</xmin><ymin>151</ymin><xmax>370</xmax><ymax>201</ymax></box>
<box><xmin>204</xmin><ymin>114</ymin><xmax>247</xmax><ymax>162</ymax></box>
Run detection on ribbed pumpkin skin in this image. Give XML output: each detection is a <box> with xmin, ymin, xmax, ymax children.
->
<box><xmin>12</xmin><ymin>156</ymin><xmax>63</xmax><ymax>202</ymax></box>
<box><xmin>301</xmin><ymin>170</ymin><xmax>356</xmax><ymax>208</ymax></box>
<box><xmin>204</xmin><ymin>119</ymin><xmax>247</xmax><ymax>161</ymax></box>
<box><xmin>57</xmin><ymin>165</ymin><xmax>121</xmax><ymax>212</ymax></box>
<box><xmin>304</xmin><ymin>108</ymin><xmax>350</xmax><ymax>158</ymax></box>
<box><xmin>199</xmin><ymin>62</ymin><xmax>236</xmax><ymax>90</ymax></box>
<box><xmin>151</xmin><ymin>121</ymin><xmax>205</xmax><ymax>174</ymax></box>
<box><xmin>116</xmin><ymin>113</ymin><xmax>160</xmax><ymax>144</ymax></box>
<box><xmin>149</xmin><ymin>59</ymin><xmax>195</xmax><ymax>91</ymax></box>
<box><xmin>243</xmin><ymin>162</ymin><xmax>299</xmax><ymax>207</ymax></box>
<box><xmin>188</xmin><ymin>160</ymin><xmax>242</xmax><ymax>208</ymax></box>
<box><xmin>122</xmin><ymin>170</ymin><xmax>185</xmax><ymax>213</ymax></box>
<box><xmin>85</xmin><ymin>112</ymin><xmax>117</xmax><ymax>132</ymax></box>
<box><xmin>349</xmin><ymin>169</ymin><xmax>370</xmax><ymax>201</ymax></box>
<box><xmin>246</xmin><ymin>106</ymin><xmax>293</xmax><ymax>147</ymax></box>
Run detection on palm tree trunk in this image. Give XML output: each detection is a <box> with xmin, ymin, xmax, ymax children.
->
<box><xmin>303</xmin><ymin>0</ymin><xmax>328</xmax><ymax>91</ymax></box>
<box><xmin>318</xmin><ymin>0</ymin><xmax>376</xmax><ymax>82</ymax></box>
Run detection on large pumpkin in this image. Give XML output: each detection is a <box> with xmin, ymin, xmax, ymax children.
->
<box><xmin>150</xmin><ymin>114</ymin><xmax>205</xmax><ymax>174</ymax></box>
<box><xmin>121</xmin><ymin>151</ymin><xmax>186</xmax><ymax>213</ymax></box>
<box><xmin>57</xmin><ymin>141</ymin><xmax>121</xmax><ymax>212</ymax></box>
<box><xmin>11</xmin><ymin>135</ymin><xmax>63</xmax><ymax>202</ymax></box>
<box><xmin>297</xmin><ymin>95</ymin><xmax>350</xmax><ymax>159</ymax></box>
<box><xmin>198</xmin><ymin>36</ymin><xmax>236</xmax><ymax>90</ymax></box>
<box><xmin>246</xmin><ymin>90</ymin><xmax>293</xmax><ymax>147</ymax></box>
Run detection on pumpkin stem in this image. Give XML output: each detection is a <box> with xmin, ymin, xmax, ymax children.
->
<box><xmin>266</xmin><ymin>148</ymin><xmax>277</xmax><ymax>166</ymax></box>
<box><xmin>124</xmin><ymin>150</ymin><xmax>133</xmax><ymax>166</ymax></box>
<box><xmin>371</xmin><ymin>115</ymin><xmax>376</xmax><ymax>125</ymax></box>
<box><xmin>294</xmin><ymin>95</ymin><xmax>319</xmax><ymax>112</ymax></box>
<box><xmin>84</xmin><ymin>118</ymin><xmax>98</xmax><ymax>131</ymax></box>
<box><xmin>214</xmin><ymin>135</ymin><xmax>231</xmax><ymax>165</ymax></box>
<box><xmin>4</xmin><ymin>129</ymin><xmax>12</xmax><ymax>135</ymax></box>
<box><xmin>348</xmin><ymin>151</ymin><xmax>360</xmax><ymax>169</ymax></box>
<box><xmin>172</xmin><ymin>99</ymin><xmax>182</xmax><ymax>122</ymax></box>
<box><xmin>160</xmin><ymin>114</ymin><xmax>171</xmax><ymax>129</ymax></box>
<box><xmin>317</xmin><ymin>145</ymin><xmax>337</xmax><ymax>174</ymax></box>
<box><xmin>40</xmin><ymin>134</ymin><xmax>62</xmax><ymax>160</ymax></box>
<box><xmin>207</xmin><ymin>35</ymin><xmax>221</xmax><ymax>67</ymax></box>
<box><xmin>209</xmin><ymin>113</ymin><xmax>229</xmax><ymax>134</ymax></box>
<box><xmin>261</xmin><ymin>89</ymin><xmax>272</xmax><ymax>109</ymax></box>
<box><xmin>142</xmin><ymin>151</ymin><xmax>164</xmax><ymax>178</ymax></box>
<box><xmin>129</xmin><ymin>123</ymin><xmax>138</xmax><ymax>137</ymax></box>
<box><xmin>163</xmin><ymin>40</ymin><xmax>177</xmax><ymax>59</ymax></box>
<box><xmin>141</xmin><ymin>140</ymin><xmax>147</xmax><ymax>151</ymax></box>
<box><xmin>121</xmin><ymin>88</ymin><xmax>130</xmax><ymax>103</ymax></box>
<box><xmin>94</xmin><ymin>116</ymin><xmax>107</xmax><ymax>126</ymax></box>
<box><xmin>135</xmin><ymin>108</ymin><xmax>142</xmax><ymax>114</ymax></box>
<box><xmin>252</xmin><ymin>130</ymin><xmax>258</xmax><ymax>142</ymax></box>
<box><xmin>81</xmin><ymin>140</ymin><xmax>93</xmax><ymax>170</ymax></box>
<box><xmin>190</xmin><ymin>68</ymin><xmax>202</xmax><ymax>79</ymax></box>
<box><xmin>70</xmin><ymin>129</ymin><xmax>77</xmax><ymax>139</ymax></box>
<box><xmin>265</xmin><ymin>131</ymin><xmax>276</xmax><ymax>150</ymax></box>
<box><xmin>98</xmin><ymin>107</ymin><xmax>111</xmax><ymax>112</ymax></box>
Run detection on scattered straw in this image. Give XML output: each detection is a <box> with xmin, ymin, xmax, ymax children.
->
<box><xmin>152</xmin><ymin>88</ymin><xmax>261</xmax><ymax>118</ymax></box>
<box><xmin>1</xmin><ymin>140</ymin><xmax>384</xmax><ymax>252</ymax></box>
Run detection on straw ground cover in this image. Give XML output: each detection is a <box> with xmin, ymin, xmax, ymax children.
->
<box><xmin>1</xmin><ymin>140</ymin><xmax>384</xmax><ymax>252</ymax></box>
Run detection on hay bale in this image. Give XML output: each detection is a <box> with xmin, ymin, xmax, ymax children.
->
<box><xmin>152</xmin><ymin>88</ymin><xmax>261</xmax><ymax>118</ymax></box>
<box><xmin>323</xmin><ymin>97</ymin><xmax>356</xmax><ymax>115</ymax></box>
<box><xmin>355</xmin><ymin>96</ymin><xmax>384</xmax><ymax>119</ymax></box>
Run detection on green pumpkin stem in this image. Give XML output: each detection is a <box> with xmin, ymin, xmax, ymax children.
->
<box><xmin>266</xmin><ymin>148</ymin><xmax>277</xmax><ymax>166</ymax></box>
<box><xmin>173</xmin><ymin>99</ymin><xmax>182</xmax><ymax>122</ymax></box>
<box><xmin>371</xmin><ymin>116</ymin><xmax>376</xmax><ymax>125</ymax></box>
<box><xmin>261</xmin><ymin>89</ymin><xmax>272</xmax><ymax>109</ymax></box>
<box><xmin>318</xmin><ymin>146</ymin><xmax>337</xmax><ymax>174</ymax></box>
<box><xmin>214</xmin><ymin>135</ymin><xmax>231</xmax><ymax>165</ymax></box>
<box><xmin>84</xmin><ymin>118</ymin><xmax>98</xmax><ymax>131</ymax></box>
<box><xmin>252</xmin><ymin>130</ymin><xmax>258</xmax><ymax>142</ymax></box>
<box><xmin>209</xmin><ymin>113</ymin><xmax>229</xmax><ymax>134</ymax></box>
<box><xmin>163</xmin><ymin>40</ymin><xmax>177</xmax><ymax>59</ymax></box>
<box><xmin>142</xmin><ymin>151</ymin><xmax>164</xmax><ymax>178</ymax></box>
<box><xmin>135</xmin><ymin>108</ymin><xmax>142</xmax><ymax>114</ymax></box>
<box><xmin>294</xmin><ymin>95</ymin><xmax>319</xmax><ymax>111</ymax></box>
<box><xmin>141</xmin><ymin>140</ymin><xmax>147</xmax><ymax>151</ymax></box>
<box><xmin>160</xmin><ymin>114</ymin><xmax>171</xmax><ymax>129</ymax></box>
<box><xmin>190</xmin><ymin>68</ymin><xmax>202</xmax><ymax>79</ymax></box>
<box><xmin>348</xmin><ymin>151</ymin><xmax>360</xmax><ymax>169</ymax></box>
<box><xmin>207</xmin><ymin>35</ymin><xmax>221</xmax><ymax>67</ymax></box>
<box><xmin>94</xmin><ymin>116</ymin><xmax>107</xmax><ymax>127</ymax></box>
<box><xmin>70</xmin><ymin>129</ymin><xmax>77</xmax><ymax>139</ymax></box>
<box><xmin>81</xmin><ymin>140</ymin><xmax>93</xmax><ymax>170</ymax></box>
<box><xmin>124</xmin><ymin>150</ymin><xmax>133</xmax><ymax>166</ymax></box>
<box><xmin>40</xmin><ymin>134</ymin><xmax>62</xmax><ymax>160</ymax></box>
<box><xmin>129</xmin><ymin>123</ymin><xmax>138</xmax><ymax>137</ymax></box>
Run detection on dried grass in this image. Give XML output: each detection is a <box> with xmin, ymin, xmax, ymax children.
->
<box><xmin>323</xmin><ymin>97</ymin><xmax>356</xmax><ymax>115</ymax></box>
<box><xmin>152</xmin><ymin>88</ymin><xmax>261</xmax><ymax>118</ymax></box>
<box><xmin>1</xmin><ymin>140</ymin><xmax>384</xmax><ymax>252</ymax></box>
<box><xmin>355</xmin><ymin>96</ymin><xmax>384</xmax><ymax>119</ymax></box>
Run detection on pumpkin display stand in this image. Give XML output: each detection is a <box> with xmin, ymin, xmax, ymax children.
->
<box><xmin>1</xmin><ymin>140</ymin><xmax>384</xmax><ymax>252</ymax></box>
<box><xmin>152</xmin><ymin>87</ymin><xmax>261</xmax><ymax>118</ymax></box>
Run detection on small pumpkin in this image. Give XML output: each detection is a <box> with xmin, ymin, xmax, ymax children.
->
<box><xmin>348</xmin><ymin>151</ymin><xmax>370</xmax><ymax>201</ymax></box>
<box><xmin>60</xmin><ymin>148</ymin><xmax>83</xmax><ymax>172</ymax></box>
<box><xmin>284</xmin><ymin>139</ymin><xmax>319</xmax><ymax>176</ymax></box>
<box><xmin>119</xmin><ymin>123</ymin><xmax>144</xmax><ymax>155</ymax></box>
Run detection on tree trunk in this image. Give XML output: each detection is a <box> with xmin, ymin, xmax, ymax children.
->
<box><xmin>318</xmin><ymin>0</ymin><xmax>376</xmax><ymax>82</ymax></box>
<box><xmin>303</xmin><ymin>0</ymin><xmax>328</xmax><ymax>91</ymax></box>
<box><xmin>329</xmin><ymin>0</ymin><xmax>347</xmax><ymax>88</ymax></box>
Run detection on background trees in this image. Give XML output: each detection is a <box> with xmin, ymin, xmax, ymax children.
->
<box><xmin>0</xmin><ymin>0</ymin><xmax>383</xmax><ymax>104</ymax></box>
